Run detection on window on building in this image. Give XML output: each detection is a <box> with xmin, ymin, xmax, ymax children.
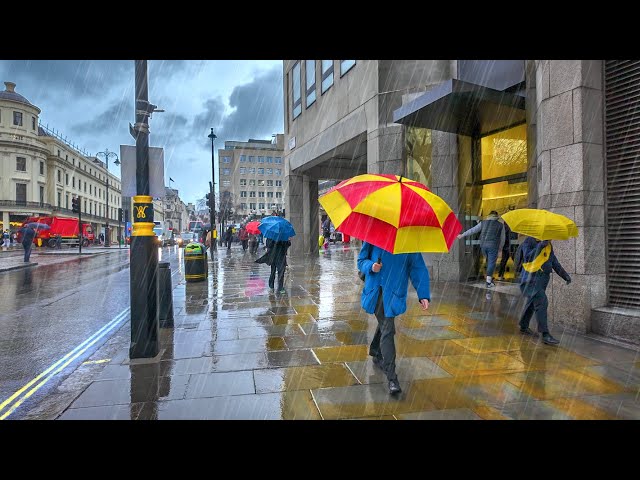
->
<box><xmin>276</xmin><ymin>180</ymin><xmax>282</xmax><ymax>187</ymax></box>
<box><xmin>258</xmin><ymin>180</ymin><xmax>265</xmax><ymax>187</ymax></box>
<box><xmin>84</xmin><ymin>165</ymin><xmax>86</xmax><ymax>171</ymax></box>
<box><xmin>292</xmin><ymin>62</ymin><xmax>302</xmax><ymax>119</ymax></box>
<box><xmin>239</xmin><ymin>167</ymin><xmax>246</xmax><ymax>174</ymax></box>
<box><xmin>66</xmin><ymin>173</ymin><xmax>69</xmax><ymax>185</ymax></box>
<box><xmin>84</xmin><ymin>200</ymin><xmax>87</xmax><ymax>212</ymax></box>
<box><xmin>57</xmin><ymin>170</ymin><xmax>61</xmax><ymax>183</ymax></box>
<box><xmin>267</xmin><ymin>156</ymin><xmax>273</xmax><ymax>163</ymax></box>
<box><xmin>249</xmin><ymin>179</ymin><xmax>256</xmax><ymax>186</ymax></box>
<box><xmin>240</xmin><ymin>155</ymin><xmax>247</xmax><ymax>162</ymax></box>
<box><xmin>13</xmin><ymin>111</ymin><xmax>23</xmax><ymax>126</ymax></box>
<box><xmin>90</xmin><ymin>185</ymin><xmax>92</xmax><ymax>195</ymax></box>
<box><xmin>266</xmin><ymin>168</ymin><xmax>273</xmax><ymax>175</ymax></box>
<box><xmin>223</xmin><ymin>168</ymin><xmax>230</xmax><ymax>176</ymax></box>
<box><xmin>340</xmin><ymin>60</ymin><xmax>356</xmax><ymax>76</ymax></box>
<box><xmin>84</xmin><ymin>182</ymin><xmax>87</xmax><ymax>192</ymax></box>
<box><xmin>276</xmin><ymin>192</ymin><xmax>283</xmax><ymax>198</ymax></box>
<box><xmin>249</xmin><ymin>156</ymin><xmax>255</xmax><ymax>163</ymax></box>
<box><xmin>66</xmin><ymin>194</ymin><xmax>69</xmax><ymax>209</ymax></box>
<box><xmin>241</xmin><ymin>203</ymin><xmax>247</xmax><ymax>210</ymax></box>
<box><xmin>258</xmin><ymin>168</ymin><xmax>264</xmax><ymax>175</ymax></box>
<box><xmin>250</xmin><ymin>203</ymin><xmax>256</xmax><ymax>210</ymax></box>
<box><xmin>39</xmin><ymin>186</ymin><xmax>44</xmax><ymax>205</ymax></box>
<box><xmin>267</xmin><ymin>191</ymin><xmax>274</xmax><ymax>198</ymax></box>
<box><xmin>16</xmin><ymin>183</ymin><xmax>27</xmax><ymax>204</ymax></box>
<box><xmin>57</xmin><ymin>150</ymin><xmax>61</xmax><ymax>157</ymax></box>
<box><xmin>267</xmin><ymin>180</ymin><xmax>273</xmax><ymax>186</ymax></box>
<box><xmin>275</xmin><ymin>169</ymin><xmax>281</xmax><ymax>176</ymax></box>
<box><xmin>259</xmin><ymin>191</ymin><xmax>265</xmax><ymax>198</ymax></box>
<box><xmin>240</xmin><ymin>179</ymin><xmax>247</xmax><ymax>186</ymax></box>
<box><xmin>72</xmin><ymin>177</ymin><xmax>75</xmax><ymax>188</ymax></box>
<box><xmin>259</xmin><ymin>203</ymin><xmax>265</xmax><ymax>210</ymax></box>
<box><xmin>58</xmin><ymin>192</ymin><xmax>62</xmax><ymax>207</ymax></box>
<box><xmin>90</xmin><ymin>202</ymin><xmax>92</xmax><ymax>215</ymax></box>
<box><xmin>306</xmin><ymin>60</ymin><xmax>316</xmax><ymax>107</ymax></box>
<box><xmin>222</xmin><ymin>156</ymin><xmax>231</xmax><ymax>163</ymax></box>
<box><xmin>275</xmin><ymin>157</ymin><xmax>282</xmax><ymax>164</ymax></box>
<box><xmin>66</xmin><ymin>155</ymin><xmax>69</xmax><ymax>162</ymax></box>
<box><xmin>240</xmin><ymin>191</ymin><xmax>247</xmax><ymax>198</ymax></box>
<box><xmin>322</xmin><ymin>60</ymin><xmax>334</xmax><ymax>93</ymax></box>
<box><xmin>16</xmin><ymin>157</ymin><xmax>26</xmax><ymax>171</ymax></box>
<box><xmin>40</xmin><ymin>161</ymin><xmax>44</xmax><ymax>175</ymax></box>
<box><xmin>223</xmin><ymin>180</ymin><xmax>231</xmax><ymax>187</ymax></box>
<box><xmin>249</xmin><ymin>191</ymin><xmax>256</xmax><ymax>198</ymax></box>
<box><xmin>32</xmin><ymin>117</ymin><xmax>36</xmax><ymax>130</ymax></box>
<box><xmin>258</xmin><ymin>156</ymin><xmax>265</xmax><ymax>163</ymax></box>
<box><xmin>249</xmin><ymin>168</ymin><xmax>256</xmax><ymax>174</ymax></box>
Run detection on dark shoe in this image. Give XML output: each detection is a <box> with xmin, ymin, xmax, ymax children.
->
<box><xmin>388</xmin><ymin>379</ymin><xmax>402</xmax><ymax>395</ymax></box>
<box><xmin>519</xmin><ymin>327</ymin><xmax>536</xmax><ymax>336</ymax></box>
<box><xmin>542</xmin><ymin>333</ymin><xmax>560</xmax><ymax>345</ymax></box>
<box><xmin>486</xmin><ymin>281</ymin><xmax>496</xmax><ymax>288</ymax></box>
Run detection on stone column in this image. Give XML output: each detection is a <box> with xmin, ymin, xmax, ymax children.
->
<box><xmin>2</xmin><ymin>211</ymin><xmax>9</xmax><ymax>233</ymax></box>
<box><xmin>285</xmin><ymin>172</ymin><xmax>304</xmax><ymax>257</ymax></box>
<box><xmin>424</xmin><ymin>131</ymin><xmax>464</xmax><ymax>282</ymax></box>
<box><xmin>307</xmin><ymin>178</ymin><xmax>319</xmax><ymax>255</ymax></box>
<box><xmin>367</xmin><ymin>125</ymin><xmax>404</xmax><ymax>174</ymax></box>
<box><xmin>534</xmin><ymin>60</ymin><xmax>606</xmax><ymax>334</ymax></box>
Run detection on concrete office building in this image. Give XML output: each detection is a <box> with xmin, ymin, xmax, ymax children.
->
<box><xmin>283</xmin><ymin>60</ymin><xmax>640</xmax><ymax>345</ymax></box>
<box><xmin>217</xmin><ymin>135</ymin><xmax>285</xmax><ymax>223</ymax></box>
<box><xmin>0</xmin><ymin>81</ymin><xmax>122</xmax><ymax>243</ymax></box>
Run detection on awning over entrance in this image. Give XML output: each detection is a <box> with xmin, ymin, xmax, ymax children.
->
<box><xmin>393</xmin><ymin>79</ymin><xmax>526</xmax><ymax>137</ymax></box>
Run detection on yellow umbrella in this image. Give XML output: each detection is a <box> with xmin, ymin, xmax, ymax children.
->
<box><xmin>501</xmin><ymin>208</ymin><xmax>578</xmax><ymax>240</ymax></box>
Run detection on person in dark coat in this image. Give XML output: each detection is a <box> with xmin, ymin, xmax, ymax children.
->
<box><xmin>457</xmin><ymin>210</ymin><xmax>505</xmax><ymax>288</ymax></box>
<box><xmin>256</xmin><ymin>238</ymin><xmax>291</xmax><ymax>293</ymax></box>
<box><xmin>225</xmin><ymin>226</ymin><xmax>233</xmax><ymax>250</ymax></box>
<box><xmin>497</xmin><ymin>222</ymin><xmax>513</xmax><ymax>280</ymax></box>
<box><xmin>515</xmin><ymin>236</ymin><xmax>571</xmax><ymax>345</ymax></box>
<box><xmin>18</xmin><ymin>225</ymin><xmax>36</xmax><ymax>262</ymax></box>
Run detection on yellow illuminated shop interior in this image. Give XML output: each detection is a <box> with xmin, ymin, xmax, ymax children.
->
<box><xmin>480</xmin><ymin>123</ymin><xmax>528</xmax><ymax>215</ymax></box>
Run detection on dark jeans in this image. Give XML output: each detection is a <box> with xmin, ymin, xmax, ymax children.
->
<box><xmin>481</xmin><ymin>246</ymin><xmax>499</xmax><ymax>278</ymax></box>
<box><xmin>249</xmin><ymin>241</ymin><xmax>258</xmax><ymax>254</ymax></box>
<box><xmin>241</xmin><ymin>239</ymin><xmax>248</xmax><ymax>250</ymax></box>
<box><xmin>519</xmin><ymin>287</ymin><xmax>549</xmax><ymax>334</ymax></box>
<box><xmin>369</xmin><ymin>288</ymin><xmax>397</xmax><ymax>382</ymax></box>
<box><xmin>23</xmin><ymin>241</ymin><xmax>32</xmax><ymax>262</ymax></box>
<box><xmin>226</xmin><ymin>238</ymin><xmax>232</xmax><ymax>249</ymax></box>
<box><xmin>497</xmin><ymin>247</ymin><xmax>510</xmax><ymax>277</ymax></box>
<box><xmin>269</xmin><ymin>261</ymin><xmax>286</xmax><ymax>290</ymax></box>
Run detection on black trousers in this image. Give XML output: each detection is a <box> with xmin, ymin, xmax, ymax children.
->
<box><xmin>241</xmin><ymin>239</ymin><xmax>248</xmax><ymax>250</ymax></box>
<box><xmin>269</xmin><ymin>261</ymin><xmax>286</xmax><ymax>290</ymax></box>
<box><xmin>369</xmin><ymin>288</ymin><xmax>397</xmax><ymax>382</ymax></box>
<box><xmin>23</xmin><ymin>241</ymin><xmax>32</xmax><ymax>262</ymax></box>
<box><xmin>497</xmin><ymin>247</ymin><xmax>511</xmax><ymax>277</ymax></box>
<box><xmin>519</xmin><ymin>286</ymin><xmax>550</xmax><ymax>334</ymax></box>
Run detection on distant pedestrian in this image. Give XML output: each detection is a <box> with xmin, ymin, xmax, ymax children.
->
<box><xmin>2</xmin><ymin>230</ymin><xmax>10</xmax><ymax>248</ymax></box>
<box><xmin>358</xmin><ymin>241</ymin><xmax>430</xmax><ymax>395</ymax></box>
<box><xmin>55</xmin><ymin>233</ymin><xmax>62</xmax><ymax>249</ymax></box>
<box><xmin>248</xmin><ymin>233</ymin><xmax>259</xmax><ymax>254</ymax></box>
<box><xmin>18</xmin><ymin>225</ymin><xmax>36</xmax><ymax>262</ymax></box>
<box><xmin>457</xmin><ymin>210</ymin><xmax>505</xmax><ymax>288</ymax></box>
<box><xmin>225</xmin><ymin>226</ymin><xmax>233</xmax><ymax>250</ymax></box>
<box><xmin>515</xmin><ymin>236</ymin><xmax>571</xmax><ymax>345</ymax></box>
<box><xmin>239</xmin><ymin>225</ymin><xmax>249</xmax><ymax>251</ymax></box>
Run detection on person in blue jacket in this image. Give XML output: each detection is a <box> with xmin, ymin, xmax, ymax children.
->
<box><xmin>515</xmin><ymin>236</ymin><xmax>571</xmax><ymax>345</ymax></box>
<box><xmin>358</xmin><ymin>241</ymin><xmax>431</xmax><ymax>395</ymax></box>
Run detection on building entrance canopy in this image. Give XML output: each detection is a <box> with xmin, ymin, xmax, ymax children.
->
<box><xmin>392</xmin><ymin>79</ymin><xmax>525</xmax><ymax>137</ymax></box>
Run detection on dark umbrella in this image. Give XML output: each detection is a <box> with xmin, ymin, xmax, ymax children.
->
<box><xmin>25</xmin><ymin>222</ymin><xmax>50</xmax><ymax>230</ymax></box>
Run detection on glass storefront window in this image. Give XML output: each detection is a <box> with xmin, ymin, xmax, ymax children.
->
<box><xmin>404</xmin><ymin>126</ymin><xmax>432</xmax><ymax>186</ymax></box>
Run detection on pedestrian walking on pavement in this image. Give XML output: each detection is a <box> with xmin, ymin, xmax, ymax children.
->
<box><xmin>225</xmin><ymin>226</ymin><xmax>233</xmax><ymax>250</ymax></box>
<box><xmin>514</xmin><ymin>236</ymin><xmax>571</xmax><ymax>345</ymax></box>
<box><xmin>256</xmin><ymin>237</ymin><xmax>291</xmax><ymax>294</ymax></box>
<box><xmin>239</xmin><ymin>225</ymin><xmax>249</xmax><ymax>251</ymax></box>
<box><xmin>357</xmin><ymin>241</ymin><xmax>431</xmax><ymax>395</ymax></box>
<box><xmin>2</xmin><ymin>230</ymin><xmax>10</xmax><ymax>248</ymax></box>
<box><xmin>17</xmin><ymin>225</ymin><xmax>36</xmax><ymax>262</ymax></box>
<box><xmin>457</xmin><ymin>210</ymin><xmax>505</xmax><ymax>288</ymax></box>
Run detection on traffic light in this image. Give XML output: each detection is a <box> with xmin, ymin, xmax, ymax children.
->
<box><xmin>205</xmin><ymin>193</ymin><xmax>212</xmax><ymax>209</ymax></box>
<box><xmin>118</xmin><ymin>208</ymin><xmax>123</xmax><ymax>222</ymax></box>
<box><xmin>72</xmin><ymin>196</ymin><xmax>80</xmax><ymax>214</ymax></box>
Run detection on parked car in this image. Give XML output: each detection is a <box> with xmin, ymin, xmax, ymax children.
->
<box><xmin>178</xmin><ymin>231</ymin><xmax>196</xmax><ymax>247</ymax></box>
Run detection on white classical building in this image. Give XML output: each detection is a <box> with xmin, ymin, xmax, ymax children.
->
<box><xmin>0</xmin><ymin>81</ymin><xmax>122</xmax><ymax>243</ymax></box>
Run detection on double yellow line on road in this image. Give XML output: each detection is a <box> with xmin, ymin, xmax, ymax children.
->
<box><xmin>0</xmin><ymin>307</ymin><xmax>131</xmax><ymax>420</ymax></box>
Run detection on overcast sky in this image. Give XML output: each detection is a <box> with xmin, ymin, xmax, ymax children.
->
<box><xmin>0</xmin><ymin>60</ymin><xmax>284</xmax><ymax>204</ymax></box>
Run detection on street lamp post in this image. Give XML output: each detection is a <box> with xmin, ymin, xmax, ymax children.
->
<box><xmin>208</xmin><ymin>128</ymin><xmax>216</xmax><ymax>259</ymax></box>
<box><xmin>95</xmin><ymin>148</ymin><xmax>120</xmax><ymax>247</ymax></box>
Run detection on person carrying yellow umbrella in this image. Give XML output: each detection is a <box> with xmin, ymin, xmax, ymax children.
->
<box><xmin>504</xmin><ymin>209</ymin><xmax>576</xmax><ymax>346</ymax></box>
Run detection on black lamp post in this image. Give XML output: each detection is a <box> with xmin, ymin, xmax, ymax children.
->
<box><xmin>208</xmin><ymin>128</ymin><xmax>216</xmax><ymax>258</ymax></box>
<box><xmin>95</xmin><ymin>148</ymin><xmax>120</xmax><ymax>247</ymax></box>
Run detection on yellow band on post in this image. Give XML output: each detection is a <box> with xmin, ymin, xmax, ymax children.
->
<box><xmin>132</xmin><ymin>222</ymin><xmax>155</xmax><ymax>236</ymax></box>
<box><xmin>133</xmin><ymin>195</ymin><xmax>153</xmax><ymax>203</ymax></box>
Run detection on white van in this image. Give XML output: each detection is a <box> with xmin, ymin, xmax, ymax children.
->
<box><xmin>153</xmin><ymin>221</ymin><xmax>167</xmax><ymax>246</ymax></box>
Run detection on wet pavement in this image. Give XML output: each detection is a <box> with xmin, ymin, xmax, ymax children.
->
<box><xmin>6</xmin><ymin>243</ymin><xmax>640</xmax><ymax>420</ymax></box>
<box><xmin>0</xmin><ymin>246</ymin><xmax>183</xmax><ymax>420</ymax></box>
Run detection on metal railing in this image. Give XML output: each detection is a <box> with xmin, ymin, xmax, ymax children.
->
<box><xmin>38</xmin><ymin>122</ymin><xmax>91</xmax><ymax>158</ymax></box>
<box><xmin>0</xmin><ymin>200</ymin><xmax>51</xmax><ymax>209</ymax></box>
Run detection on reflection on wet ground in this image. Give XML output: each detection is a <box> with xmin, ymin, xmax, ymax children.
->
<box><xmin>57</xmin><ymin>245</ymin><xmax>640</xmax><ymax>420</ymax></box>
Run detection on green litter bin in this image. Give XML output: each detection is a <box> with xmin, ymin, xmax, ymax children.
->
<box><xmin>184</xmin><ymin>242</ymin><xmax>208</xmax><ymax>282</ymax></box>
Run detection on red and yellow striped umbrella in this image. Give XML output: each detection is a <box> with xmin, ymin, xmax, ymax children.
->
<box><xmin>319</xmin><ymin>174</ymin><xmax>461</xmax><ymax>254</ymax></box>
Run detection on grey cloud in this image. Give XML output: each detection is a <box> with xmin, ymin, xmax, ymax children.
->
<box><xmin>71</xmin><ymin>97</ymin><xmax>132</xmax><ymax>135</ymax></box>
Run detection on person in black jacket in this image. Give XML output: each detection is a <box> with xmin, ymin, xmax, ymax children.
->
<box><xmin>18</xmin><ymin>225</ymin><xmax>36</xmax><ymax>262</ymax></box>
<box><xmin>257</xmin><ymin>238</ymin><xmax>291</xmax><ymax>293</ymax></box>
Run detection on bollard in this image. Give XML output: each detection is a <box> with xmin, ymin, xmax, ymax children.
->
<box><xmin>158</xmin><ymin>261</ymin><xmax>174</xmax><ymax>327</ymax></box>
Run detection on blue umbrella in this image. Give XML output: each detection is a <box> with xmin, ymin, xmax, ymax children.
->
<box><xmin>258</xmin><ymin>216</ymin><xmax>295</xmax><ymax>241</ymax></box>
<box><xmin>25</xmin><ymin>222</ymin><xmax>50</xmax><ymax>230</ymax></box>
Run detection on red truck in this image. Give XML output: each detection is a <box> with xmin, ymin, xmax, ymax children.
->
<box><xmin>18</xmin><ymin>216</ymin><xmax>94</xmax><ymax>248</ymax></box>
